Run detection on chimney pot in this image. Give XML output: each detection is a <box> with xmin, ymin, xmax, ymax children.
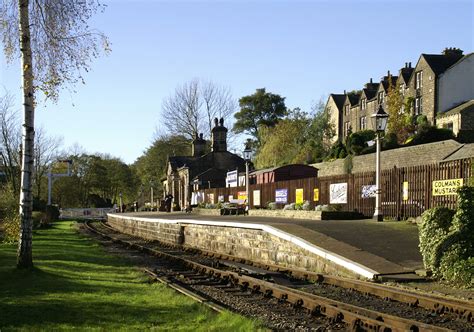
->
<box><xmin>370</xmin><ymin>78</ymin><xmax>373</xmax><ymax>83</ymax></box>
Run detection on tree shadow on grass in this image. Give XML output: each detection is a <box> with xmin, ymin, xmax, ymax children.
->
<box><xmin>0</xmin><ymin>222</ymin><xmax>215</xmax><ymax>330</ymax></box>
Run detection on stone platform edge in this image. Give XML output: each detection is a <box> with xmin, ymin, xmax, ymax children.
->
<box><xmin>106</xmin><ymin>213</ymin><xmax>379</xmax><ymax>279</ymax></box>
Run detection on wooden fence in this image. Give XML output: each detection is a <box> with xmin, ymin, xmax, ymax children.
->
<box><xmin>202</xmin><ymin>158</ymin><xmax>472</xmax><ymax>219</ymax></box>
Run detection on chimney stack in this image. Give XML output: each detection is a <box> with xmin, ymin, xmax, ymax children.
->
<box><xmin>192</xmin><ymin>132</ymin><xmax>207</xmax><ymax>157</ymax></box>
<box><xmin>211</xmin><ymin>117</ymin><xmax>228</xmax><ymax>152</ymax></box>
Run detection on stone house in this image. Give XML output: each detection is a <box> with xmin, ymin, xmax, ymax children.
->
<box><xmin>407</xmin><ymin>48</ymin><xmax>465</xmax><ymax>124</ymax></box>
<box><xmin>326</xmin><ymin>48</ymin><xmax>473</xmax><ymax>142</ymax></box>
<box><xmin>437</xmin><ymin>100</ymin><xmax>474</xmax><ymax>136</ymax></box>
<box><xmin>163</xmin><ymin>118</ymin><xmax>246</xmax><ymax>209</ymax></box>
<box><xmin>325</xmin><ymin>94</ymin><xmax>346</xmax><ymax>144</ymax></box>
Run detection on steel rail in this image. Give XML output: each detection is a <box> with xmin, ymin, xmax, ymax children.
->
<box><xmin>86</xmin><ymin>221</ymin><xmax>455</xmax><ymax>332</ymax></box>
<box><xmin>102</xmin><ymin>220</ymin><xmax>473</xmax><ymax>323</ymax></box>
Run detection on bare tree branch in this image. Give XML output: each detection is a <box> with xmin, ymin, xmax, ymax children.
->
<box><xmin>161</xmin><ymin>79</ymin><xmax>237</xmax><ymax>141</ymax></box>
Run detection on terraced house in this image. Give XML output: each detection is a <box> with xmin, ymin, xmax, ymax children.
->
<box><xmin>326</xmin><ymin>48</ymin><xmax>474</xmax><ymax>142</ymax></box>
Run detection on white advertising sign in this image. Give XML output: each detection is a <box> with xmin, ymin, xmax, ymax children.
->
<box><xmin>330</xmin><ymin>183</ymin><xmax>347</xmax><ymax>204</ymax></box>
<box><xmin>253</xmin><ymin>190</ymin><xmax>261</xmax><ymax>206</ymax></box>
<box><xmin>226</xmin><ymin>170</ymin><xmax>238</xmax><ymax>188</ymax></box>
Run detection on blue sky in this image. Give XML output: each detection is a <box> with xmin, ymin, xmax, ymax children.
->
<box><xmin>1</xmin><ymin>0</ymin><xmax>472</xmax><ymax>164</ymax></box>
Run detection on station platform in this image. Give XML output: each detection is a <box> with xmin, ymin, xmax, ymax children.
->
<box><xmin>118</xmin><ymin>212</ymin><xmax>424</xmax><ymax>280</ymax></box>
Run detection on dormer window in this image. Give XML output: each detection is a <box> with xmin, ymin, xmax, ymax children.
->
<box><xmin>345</xmin><ymin>104</ymin><xmax>350</xmax><ymax>116</ymax></box>
<box><xmin>416</xmin><ymin>71</ymin><xmax>423</xmax><ymax>89</ymax></box>
<box><xmin>361</xmin><ymin>98</ymin><xmax>367</xmax><ymax>111</ymax></box>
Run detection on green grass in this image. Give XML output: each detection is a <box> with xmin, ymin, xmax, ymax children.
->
<box><xmin>0</xmin><ymin>221</ymin><xmax>261</xmax><ymax>331</ymax></box>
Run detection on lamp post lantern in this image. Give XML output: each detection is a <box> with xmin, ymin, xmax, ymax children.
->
<box><xmin>371</xmin><ymin>105</ymin><xmax>389</xmax><ymax>221</ymax></box>
<box><xmin>243</xmin><ymin>143</ymin><xmax>252</xmax><ymax>212</ymax></box>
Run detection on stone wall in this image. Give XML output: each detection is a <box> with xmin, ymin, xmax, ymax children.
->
<box><xmin>108</xmin><ymin>215</ymin><xmax>184</xmax><ymax>244</ymax></box>
<box><xmin>107</xmin><ymin>214</ymin><xmax>371</xmax><ymax>279</ymax></box>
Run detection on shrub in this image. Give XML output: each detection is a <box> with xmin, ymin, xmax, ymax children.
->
<box><xmin>346</xmin><ymin>130</ymin><xmax>375</xmax><ymax>155</ymax></box>
<box><xmin>283</xmin><ymin>203</ymin><xmax>295</xmax><ymax>210</ymax></box>
<box><xmin>418</xmin><ymin>207</ymin><xmax>454</xmax><ymax>270</ymax></box>
<box><xmin>419</xmin><ymin>187</ymin><xmax>474</xmax><ymax>287</ymax></box>
<box><xmin>0</xmin><ymin>184</ymin><xmax>20</xmax><ymax>243</ymax></box>
<box><xmin>302</xmin><ymin>200</ymin><xmax>312</xmax><ymax>211</ymax></box>
<box><xmin>407</xmin><ymin>126</ymin><xmax>455</xmax><ymax>146</ymax></box>
<box><xmin>315</xmin><ymin>204</ymin><xmax>329</xmax><ymax>211</ymax></box>
<box><xmin>45</xmin><ymin>205</ymin><xmax>60</xmax><ymax>222</ymax></box>
<box><xmin>3</xmin><ymin>214</ymin><xmax>20</xmax><ymax>243</ymax></box>
<box><xmin>267</xmin><ymin>202</ymin><xmax>277</xmax><ymax>210</ymax></box>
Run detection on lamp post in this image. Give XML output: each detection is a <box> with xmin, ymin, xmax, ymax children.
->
<box><xmin>243</xmin><ymin>143</ymin><xmax>252</xmax><ymax>211</ymax></box>
<box><xmin>371</xmin><ymin>105</ymin><xmax>389</xmax><ymax>222</ymax></box>
<box><xmin>150</xmin><ymin>180</ymin><xmax>154</xmax><ymax>211</ymax></box>
<box><xmin>119</xmin><ymin>192</ymin><xmax>123</xmax><ymax>213</ymax></box>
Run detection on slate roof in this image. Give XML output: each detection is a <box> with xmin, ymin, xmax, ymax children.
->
<box><xmin>381</xmin><ymin>76</ymin><xmax>398</xmax><ymax>91</ymax></box>
<box><xmin>347</xmin><ymin>92</ymin><xmax>361</xmax><ymax>106</ymax></box>
<box><xmin>192</xmin><ymin>167</ymin><xmax>228</xmax><ymax>182</ymax></box>
<box><xmin>399</xmin><ymin>67</ymin><xmax>414</xmax><ymax>83</ymax></box>
<box><xmin>362</xmin><ymin>88</ymin><xmax>377</xmax><ymax>100</ymax></box>
<box><xmin>169</xmin><ymin>156</ymin><xmax>197</xmax><ymax>170</ymax></box>
<box><xmin>437</xmin><ymin>100</ymin><xmax>474</xmax><ymax>117</ymax></box>
<box><xmin>330</xmin><ymin>94</ymin><xmax>346</xmax><ymax>111</ymax></box>
<box><xmin>441</xmin><ymin>143</ymin><xmax>474</xmax><ymax>162</ymax></box>
<box><xmin>421</xmin><ymin>54</ymin><xmax>464</xmax><ymax>75</ymax></box>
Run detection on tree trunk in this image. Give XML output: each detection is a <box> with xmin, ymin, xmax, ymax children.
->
<box><xmin>17</xmin><ymin>0</ymin><xmax>35</xmax><ymax>269</ymax></box>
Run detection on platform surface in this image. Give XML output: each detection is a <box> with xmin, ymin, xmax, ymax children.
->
<box><xmin>120</xmin><ymin>212</ymin><xmax>424</xmax><ymax>276</ymax></box>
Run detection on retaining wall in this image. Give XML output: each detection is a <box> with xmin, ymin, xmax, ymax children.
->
<box><xmin>107</xmin><ymin>214</ymin><xmax>377</xmax><ymax>280</ymax></box>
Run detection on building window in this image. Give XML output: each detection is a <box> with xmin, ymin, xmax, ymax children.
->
<box><xmin>361</xmin><ymin>98</ymin><xmax>366</xmax><ymax>110</ymax></box>
<box><xmin>416</xmin><ymin>71</ymin><xmax>423</xmax><ymax>89</ymax></box>
<box><xmin>415</xmin><ymin>96</ymin><xmax>423</xmax><ymax>115</ymax></box>
<box><xmin>399</xmin><ymin>83</ymin><xmax>406</xmax><ymax>95</ymax></box>
<box><xmin>344</xmin><ymin>122</ymin><xmax>351</xmax><ymax>137</ymax></box>
<box><xmin>359</xmin><ymin>116</ymin><xmax>367</xmax><ymax>130</ymax></box>
<box><xmin>345</xmin><ymin>104</ymin><xmax>350</xmax><ymax>116</ymax></box>
<box><xmin>444</xmin><ymin>122</ymin><xmax>453</xmax><ymax>131</ymax></box>
<box><xmin>378</xmin><ymin>91</ymin><xmax>385</xmax><ymax>104</ymax></box>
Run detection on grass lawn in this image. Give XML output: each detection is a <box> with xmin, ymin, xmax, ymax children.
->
<box><xmin>0</xmin><ymin>221</ymin><xmax>261</xmax><ymax>331</ymax></box>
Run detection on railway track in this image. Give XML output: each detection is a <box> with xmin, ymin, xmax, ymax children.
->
<box><xmin>84</xmin><ymin>220</ymin><xmax>473</xmax><ymax>331</ymax></box>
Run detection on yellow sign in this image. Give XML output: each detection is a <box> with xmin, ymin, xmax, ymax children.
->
<box><xmin>402</xmin><ymin>182</ymin><xmax>409</xmax><ymax>201</ymax></box>
<box><xmin>295</xmin><ymin>188</ymin><xmax>304</xmax><ymax>204</ymax></box>
<box><xmin>237</xmin><ymin>191</ymin><xmax>247</xmax><ymax>201</ymax></box>
<box><xmin>432</xmin><ymin>178</ymin><xmax>463</xmax><ymax>196</ymax></box>
<box><xmin>313</xmin><ymin>188</ymin><xmax>319</xmax><ymax>202</ymax></box>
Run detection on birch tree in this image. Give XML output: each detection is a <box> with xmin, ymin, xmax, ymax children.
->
<box><xmin>0</xmin><ymin>0</ymin><xmax>110</xmax><ymax>268</ymax></box>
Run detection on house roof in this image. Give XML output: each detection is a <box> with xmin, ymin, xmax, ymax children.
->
<box><xmin>441</xmin><ymin>143</ymin><xmax>474</xmax><ymax>163</ymax></box>
<box><xmin>437</xmin><ymin>100</ymin><xmax>474</xmax><ymax>117</ymax></box>
<box><xmin>421</xmin><ymin>54</ymin><xmax>464</xmax><ymax>75</ymax></box>
<box><xmin>362</xmin><ymin>88</ymin><xmax>377</xmax><ymax>100</ymax></box>
<box><xmin>346</xmin><ymin>92</ymin><xmax>361</xmax><ymax>106</ymax></box>
<box><xmin>399</xmin><ymin>67</ymin><xmax>414</xmax><ymax>83</ymax></box>
<box><xmin>192</xmin><ymin>167</ymin><xmax>228</xmax><ymax>182</ymax></box>
<box><xmin>330</xmin><ymin>94</ymin><xmax>346</xmax><ymax>111</ymax></box>
<box><xmin>169</xmin><ymin>156</ymin><xmax>197</xmax><ymax>170</ymax></box>
<box><xmin>380</xmin><ymin>76</ymin><xmax>398</xmax><ymax>91</ymax></box>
